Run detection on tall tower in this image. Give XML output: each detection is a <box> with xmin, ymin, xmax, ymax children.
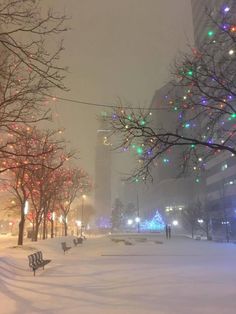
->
<box><xmin>94</xmin><ymin>113</ymin><xmax>112</xmax><ymax>227</ymax></box>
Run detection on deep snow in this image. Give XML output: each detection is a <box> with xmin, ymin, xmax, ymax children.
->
<box><xmin>1</xmin><ymin>233</ymin><xmax>236</xmax><ymax>314</ymax></box>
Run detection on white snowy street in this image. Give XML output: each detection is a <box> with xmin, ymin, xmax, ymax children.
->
<box><xmin>1</xmin><ymin>234</ymin><xmax>236</xmax><ymax>314</ymax></box>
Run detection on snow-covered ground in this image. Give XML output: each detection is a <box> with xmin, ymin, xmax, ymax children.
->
<box><xmin>1</xmin><ymin>233</ymin><xmax>236</xmax><ymax>314</ymax></box>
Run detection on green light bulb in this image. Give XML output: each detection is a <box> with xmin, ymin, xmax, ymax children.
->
<box><xmin>136</xmin><ymin>147</ymin><xmax>143</xmax><ymax>155</ymax></box>
<box><xmin>187</xmin><ymin>70</ymin><xmax>193</xmax><ymax>76</ymax></box>
<box><xmin>208</xmin><ymin>30</ymin><xmax>214</xmax><ymax>37</ymax></box>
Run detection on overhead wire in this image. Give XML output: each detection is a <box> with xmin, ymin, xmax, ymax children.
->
<box><xmin>45</xmin><ymin>94</ymin><xmax>172</xmax><ymax>111</ymax></box>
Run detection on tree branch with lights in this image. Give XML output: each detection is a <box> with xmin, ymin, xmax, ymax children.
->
<box><xmin>0</xmin><ymin>0</ymin><xmax>68</xmax><ymax>171</ymax></box>
<box><xmin>3</xmin><ymin>126</ymin><xmax>74</xmax><ymax>244</ymax></box>
<box><xmin>109</xmin><ymin>4</ymin><xmax>236</xmax><ymax>182</ymax></box>
<box><xmin>55</xmin><ymin>168</ymin><xmax>91</xmax><ymax>236</ymax></box>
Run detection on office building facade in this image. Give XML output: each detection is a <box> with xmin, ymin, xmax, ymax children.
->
<box><xmin>191</xmin><ymin>0</ymin><xmax>236</xmax><ymax>240</ymax></box>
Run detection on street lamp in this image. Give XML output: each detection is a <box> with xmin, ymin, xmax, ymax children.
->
<box><xmin>127</xmin><ymin>219</ymin><xmax>133</xmax><ymax>226</ymax></box>
<box><xmin>76</xmin><ymin>220</ymin><xmax>82</xmax><ymax>236</ymax></box>
<box><xmin>80</xmin><ymin>194</ymin><xmax>86</xmax><ymax>237</ymax></box>
<box><xmin>24</xmin><ymin>200</ymin><xmax>29</xmax><ymax>215</ymax></box>
<box><xmin>135</xmin><ymin>216</ymin><xmax>141</xmax><ymax>233</ymax></box>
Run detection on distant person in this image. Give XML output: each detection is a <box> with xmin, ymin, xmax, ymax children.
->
<box><xmin>165</xmin><ymin>224</ymin><xmax>169</xmax><ymax>239</ymax></box>
<box><xmin>168</xmin><ymin>225</ymin><xmax>171</xmax><ymax>239</ymax></box>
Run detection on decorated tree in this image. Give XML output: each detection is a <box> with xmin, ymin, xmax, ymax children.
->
<box><xmin>109</xmin><ymin>4</ymin><xmax>236</xmax><ymax>181</ymax></box>
<box><xmin>4</xmin><ymin>126</ymin><xmax>72</xmax><ymax>244</ymax></box>
<box><xmin>140</xmin><ymin>210</ymin><xmax>165</xmax><ymax>232</ymax></box>
<box><xmin>4</xmin><ymin>166</ymin><xmax>29</xmax><ymax>244</ymax></box>
<box><xmin>26</xmin><ymin>133</ymin><xmax>73</xmax><ymax>241</ymax></box>
<box><xmin>56</xmin><ymin>168</ymin><xmax>91</xmax><ymax>236</ymax></box>
<box><xmin>0</xmin><ymin>0</ymin><xmax>68</xmax><ymax>171</ymax></box>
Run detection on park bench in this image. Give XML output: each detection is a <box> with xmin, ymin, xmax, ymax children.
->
<box><xmin>111</xmin><ymin>238</ymin><xmax>126</xmax><ymax>243</ymax></box>
<box><xmin>61</xmin><ymin>242</ymin><xmax>71</xmax><ymax>254</ymax></box>
<box><xmin>28</xmin><ymin>251</ymin><xmax>51</xmax><ymax>276</ymax></box>
<box><xmin>124</xmin><ymin>240</ymin><xmax>133</xmax><ymax>245</ymax></box>
<box><xmin>73</xmin><ymin>237</ymin><xmax>83</xmax><ymax>246</ymax></box>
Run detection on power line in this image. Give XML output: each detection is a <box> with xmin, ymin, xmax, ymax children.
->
<box><xmin>45</xmin><ymin>94</ymin><xmax>171</xmax><ymax>111</ymax></box>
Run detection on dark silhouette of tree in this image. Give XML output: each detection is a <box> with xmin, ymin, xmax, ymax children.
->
<box><xmin>111</xmin><ymin>198</ymin><xmax>124</xmax><ymax>230</ymax></box>
<box><xmin>109</xmin><ymin>4</ymin><xmax>236</xmax><ymax>181</ymax></box>
<box><xmin>4</xmin><ymin>126</ymin><xmax>73</xmax><ymax>244</ymax></box>
<box><xmin>0</xmin><ymin>0</ymin><xmax>68</xmax><ymax>171</ymax></box>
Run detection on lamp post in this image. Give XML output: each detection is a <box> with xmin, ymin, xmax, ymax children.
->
<box><xmin>135</xmin><ymin>217</ymin><xmax>141</xmax><ymax>233</ymax></box>
<box><xmin>136</xmin><ymin>192</ymin><xmax>140</xmax><ymax>233</ymax></box>
<box><xmin>80</xmin><ymin>194</ymin><xmax>86</xmax><ymax>237</ymax></box>
<box><xmin>76</xmin><ymin>207</ymin><xmax>79</xmax><ymax>236</ymax></box>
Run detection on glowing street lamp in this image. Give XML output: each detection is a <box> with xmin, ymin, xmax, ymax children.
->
<box><xmin>76</xmin><ymin>220</ymin><xmax>82</xmax><ymax>227</ymax></box>
<box><xmin>52</xmin><ymin>212</ymin><xmax>56</xmax><ymax>221</ymax></box>
<box><xmin>172</xmin><ymin>220</ymin><xmax>178</xmax><ymax>226</ymax></box>
<box><xmin>135</xmin><ymin>217</ymin><xmax>141</xmax><ymax>233</ymax></box>
<box><xmin>80</xmin><ymin>194</ymin><xmax>86</xmax><ymax>237</ymax></box>
<box><xmin>24</xmin><ymin>200</ymin><xmax>29</xmax><ymax>215</ymax></box>
<box><xmin>127</xmin><ymin>219</ymin><xmax>133</xmax><ymax>225</ymax></box>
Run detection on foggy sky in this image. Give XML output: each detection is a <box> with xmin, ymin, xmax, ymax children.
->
<box><xmin>46</xmin><ymin>0</ymin><xmax>194</xmax><ymax>179</ymax></box>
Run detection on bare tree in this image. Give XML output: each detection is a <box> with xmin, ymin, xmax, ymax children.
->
<box><xmin>181</xmin><ymin>202</ymin><xmax>200</xmax><ymax>239</ymax></box>
<box><xmin>57</xmin><ymin>168</ymin><xmax>91</xmax><ymax>236</ymax></box>
<box><xmin>109</xmin><ymin>5</ymin><xmax>236</xmax><ymax>181</ymax></box>
<box><xmin>4</xmin><ymin>126</ymin><xmax>72</xmax><ymax>244</ymax></box>
<box><xmin>0</xmin><ymin>0</ymin><xmax>68</xmax><ymax>171</ymax></box>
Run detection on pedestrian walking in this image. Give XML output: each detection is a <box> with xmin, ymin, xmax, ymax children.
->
<box><xmin>165</xmin><ymin>224</ymin><xmax>169</xmax><ymax>239</ymax></box>
<box><xmin>168</xmin><ymin>225</ymin><xmax>171</xmax><ymax>239</ymax></box>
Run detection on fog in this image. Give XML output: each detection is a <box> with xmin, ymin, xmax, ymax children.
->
<box><xmin>42</xmin><ymin>0</ymin><xmax>194</xmax><ymax>214</ymax></box>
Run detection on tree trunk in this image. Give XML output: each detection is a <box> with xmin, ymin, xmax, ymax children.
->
<box><xmin>33</xmin><ymin>222</ymin><xmax>40</xmax><ymax>241</ymax></box>
<box><xmin>205</xmin><ymin>220</ymin><xmax>211</xmax><ymax>240</ymax></box>
<box><xmin>51</xmin><ymin>220</ymin><xmax>54</xmax><ymax>238</ymax></box>
<box><xmin>64</xmin><ymin>221</ymin><xmax>68</xmax><ymax>236</ymax></box>
<box><xmin>32</xmin><ymin>219</ymin><xmax>35</xmax><ymax>241</ymax></box>
<box><xmin>43</xmin><ymin>210</ymin><xmax>47</xmax><ymax>240</ymax></box>
<box><xmin>191</xmin><ymin>225</ymin><xmax>194</xmax><ymax>239</ymax></box>
<box><xmin>18</xmin><ymin>209</ymin><xmax>25</xmax><ymax>245</ymax></box>
<box><xmin>223</xmin><ymin>208</ymin><xmax>230</xmax><ymax>243</ymax></box>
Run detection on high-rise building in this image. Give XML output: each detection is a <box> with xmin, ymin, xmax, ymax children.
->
<box><xmin>191</xmin><ymin>0</ymin><xmax>225</xmax><ymax>47</ymax></box>
<box><xmin>191</xmin><ymin>0</ymin><xmax>236</xmax><ymax>240</ymax></box>
<box><xmin>145</xmin><ymin>82</ymin><xmax>197</xmax><ymax>222</ymax></box>
<box><xmin>94</xmin><ymin>114</ymin><xmax>112</xmax><ymax>228</ymax></box>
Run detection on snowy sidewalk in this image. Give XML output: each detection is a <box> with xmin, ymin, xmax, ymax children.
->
<box><xmin>1</xmin><ymin>235</ymin><xmax>236</xmax><ymax>314</ymax></box>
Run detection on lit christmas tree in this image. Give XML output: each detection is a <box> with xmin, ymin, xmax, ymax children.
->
<box><xmin>140</xmin><ymin>210</ymin><xmax>165</xmax><ymax>232</ymax></box>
